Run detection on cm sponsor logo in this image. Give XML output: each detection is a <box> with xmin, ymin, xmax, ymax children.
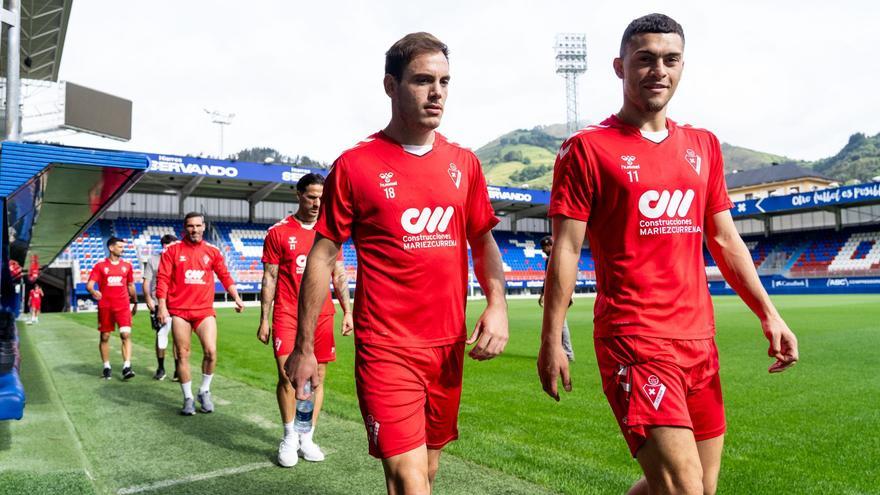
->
<box><xmin>401</xmin><ymin>207</ymin><xmax>454</xmax><ymax>234</ymax></box>
<box><xmin>638</xmin><ymin>189</ymin><xmax>695</xmax><ymax>219</ymax></box>
<box><xmin>184</xmin><ymin>269</ymin><xmax>206</xmax><ymax>284</ymax></box>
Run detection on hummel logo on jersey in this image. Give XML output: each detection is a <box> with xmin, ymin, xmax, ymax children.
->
<box><xmin>379</xmin><ymin>172</ymin><xmax>397</xmax><ymax>187</ymax></box>
<box><xmin>106</xmin><ymin>276</ymin><xmax>124</xmax><ymax>286</ymax></box>
<box><xmin>642</xmin><ymin>375</ymin><xmax>667</xmax><ymax>410</ymax></box>
<box><xmin>685</xmin><ymin>149</ymin><xmax>701</xmax><ymax>175</ymax></box>
<box><xmin>295</xmin><ymin>254</ymin><xmax>307</xmax><ymax>274</ymax></box>
<box><xmin>448</xmin><ymin>163</ymin><xmax>462</xmax><ymax>189</ymax></box>
<box><xmin>621</xmin><ymin>155</ymin><xmax>636</xmax><ymax>166</ymax></box>
<box><xmin>184</xmin><ymin>269</ymin><xmax>206</xmax><ymax>284</ymax></box>
<box><xmin>558</xmin><ymin>143</ymin><xmax>572</xmax><ymax>159</ymax></box>
<box><xmin>638</xmin><ymin>189</ymin><xmax>696</xmax><ymax>219</ymax></box>
<box><xmin>288</xmin><ymin>236</ymin><xmax>297</xmax><ymax>251</ymax></box>
<box><xmin>401</xmin><ymin>207</ymin><xmax>454</xmax><ymax>235</ymax></box>
<box><xmin>179</xmin><ymin>255</ymin><xmax>187</xmax><ymax>262</ymax></box>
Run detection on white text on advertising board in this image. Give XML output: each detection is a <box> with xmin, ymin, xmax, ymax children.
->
<box><xmin>487</xmin><ymin>187</ymin><xmax>532</xmax><ymax>202</ymax></box>
<box><xmin>150</xmin><ymin>156</ymin><xmax>239</xmax><ymax>178</ymax></box>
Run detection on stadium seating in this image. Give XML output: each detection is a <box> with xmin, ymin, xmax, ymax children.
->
<box><xmin>61</xmin><ymin>218</ymin><xmax>880</xmax><ymax>288</ymax></box>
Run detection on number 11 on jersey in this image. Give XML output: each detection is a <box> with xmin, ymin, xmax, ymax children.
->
<box><xmin>627</xmin><ymin>170</ymin><xmax>640</xmax><ymax>183</ymax></box>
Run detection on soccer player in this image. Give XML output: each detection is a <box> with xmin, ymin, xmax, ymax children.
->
<box><xmin>537</xmin><ymin>236</ymin><xmax>574</xmax><ymax>361</ymax></box>
<box><xmin>143</xmin><ymin>234</ymin><xmax>178</xmax><ymax>381</ymax></box>
<box><xmin>156</xmin><ymin>213</ymin><xmax>244</xmax><ymax>415</ymax></box>
<box><xmin>258</xmin><ymin>172</ymin><xmax>353</xmax><ymax>467</ymax></box>
<box><xmin>538</xmin><ymin>14</ymin><xmax>799</xmax><ymax>495</ymax></box>
<box><xmin>87</xmin><ymin>237</ymin><xmax>138</xmax><ymax>380</ymax></box>
<box><xmin>28</xmin><ymin>284</ymin><xmax>43</xmax><ymax>324</ymax></box>
<box><xmin>287</xmin><ymin>32</ymin><xmax>508</xmax><ymax>494</ymax></box>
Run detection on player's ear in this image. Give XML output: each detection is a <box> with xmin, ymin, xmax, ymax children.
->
<box><xmin>613</xmin><ymin>57</ymin><xmax>624</xmax><ymax>80</ymax></box>
<box><xmin>383</xmin><ymin>74</ymin><xmax>397</xmax><ymax>98</ymax></box>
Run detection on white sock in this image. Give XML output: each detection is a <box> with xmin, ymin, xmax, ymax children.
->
<box><xmin>283</xmin><ymin>421</ymin><xmax>297</xmax><ymax>439</ymax></box>
<box><xmin>301</xmin><ymin>427</ymin><xmax>314</xmax><ymax>444</ymax></box>
<box><xmin>103</xmin><ymin>361</ymin><xmax>111</xmax><ymax>370</ymax></box>
<box><xmin>123</xmin><ymin>360</ymin><xmax>131</xmax><ymax>369</ymax></box>
<box><xmin>199</xmin><ymin>374</ymin><xmax>213</xmax><ymax>393</ymax></box>
<box><xmin>181</xmin><ymin>381</ymin><xmax>193</xmax><ymax>400</ymax></box>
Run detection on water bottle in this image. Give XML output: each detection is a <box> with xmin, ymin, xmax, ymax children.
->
<box><xmin>294</xmin><ymin>381</ymin><xmax>314</xmax><ymax>433</ymax></box>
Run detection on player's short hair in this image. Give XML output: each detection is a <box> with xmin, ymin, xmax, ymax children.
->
<box><xmin>160</xmin><ymin>234</ymin><xmax>178</xmax><ymax>246</ymax></box>
<box><xmin>540</xmin><ymin>235</ymin><xmax>553</xmax><ymax>248</ymax></box>
<box><xmin>620</xmin><ymin>13</ymin><xmax>685</xmax><ymax>57</ymax></box>
<box><xmin>385</xmin><ymin>32</ymin><xmax>449</xmax><ymax>81</ymax></box>
<box><xmin>106</xmin><ymin>236</ymin><xmax>124</xmax><ymax>248</ymax></box>
<box><xmin>183</xmin><ymin>212</ymin><xmax>204</xmax><ymax>224</ymax></box>
<box><xmin>296</xmin><ymin>173</ymin><xmax>325</xmax><ymax>194</ymax></box>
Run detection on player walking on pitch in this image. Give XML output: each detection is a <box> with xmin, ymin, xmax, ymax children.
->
<box><xmin>143</xmin><ymin>234</ymin><xmax>179</xmax><ymax>381</ymax></box>
<box><xmin>539</xmin><ymin>14</ymin><xmax>799</xmax><ymax>495</ymax></box>
<box><xmin>28</xmin><ymin>284</ymin><xmax>43</xmax><ymax>324</ymax></box>
<box><xmin>87</xmin><ymin>237</ymin><xmax>138</xmax><ymax>380</ymax></box>
<box><xmin>258</xmin><ymin>172</ymin><xmax>353</xmax><ymax>467</ymax></box>
<box><xmin>287</xmin><ymin>32</ymin><xmax>509</xmax><ymax>494</ymax></box>
<box><xmin>156</xmin><ymin>213</ymin><xmax>244</xmax><ymax>415</ymax></box>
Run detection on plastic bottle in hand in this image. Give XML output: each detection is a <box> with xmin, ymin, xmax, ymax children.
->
<box><xmin>294</xmin><ymin>381</ymin><xmax>314</xmax><ymax>434</ymax></box>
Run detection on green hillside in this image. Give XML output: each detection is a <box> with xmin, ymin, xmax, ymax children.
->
<box><xmin>476</xmin><ymin>126</ymin><xmax>880</xmax><ymax>190</ymax></box>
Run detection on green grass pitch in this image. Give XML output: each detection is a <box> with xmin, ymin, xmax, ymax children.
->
<box><xmin>1</xmin><ymin>295</ymin><xmax>877</xmax><ymax>494</ymax></box>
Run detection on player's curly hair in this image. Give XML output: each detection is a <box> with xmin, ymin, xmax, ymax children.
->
<box><xmin>620</xmin><ymin>13</ymin><xmax>684</xmax><ymax>57</ymax></box>
<box><xmin>385</xmin><ymin>32</ymin><xmax>449</xmax><ymax>81</ymax></box>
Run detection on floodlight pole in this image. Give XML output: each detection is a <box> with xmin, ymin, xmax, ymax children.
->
<box><xmin>554</xmin><ymin>33</ymin><xmax>588</xmax><ymax>136</ymax></box>
<box><xmin>204</xmin><ymin>109</ymin><xmax>234</xmax><ymax>158</ymax></box>
<box><xmin>2</xmin><ymin>0</ymin><xmax>22</xmax><ymax>142</ymax></box>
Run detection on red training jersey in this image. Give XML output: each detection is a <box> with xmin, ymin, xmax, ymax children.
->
<box><xmin>549</xmin><ymin>115</ymin><xmax>733</xmax><ymax>339</ymax></box>
<box><xmin>262</xmin><ymin>215</ymin><xmax>341</xmax><ymax>320</ymax></box>
<box><xmin>156</xmin><ymin>238</ymin><xmax>235</xmax><ymax>312</ymax></box>
<box><xmin>317</xmin><ymin>131</ymin><xmax>499</xmax><ymax>347</ymax></box>
<box><xmin>88</xmin><ymin>259</ymin><xmax>134</xmax><ymax>308</ymax></box>
<box><xmin>29</xmin><ymin>288</ymin><xmax>42</xmax><ymax>302</ymax></box>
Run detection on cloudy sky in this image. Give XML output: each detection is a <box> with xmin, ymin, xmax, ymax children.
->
<box><xmin>52</xmin><ymin>0</ymin><xmax>879</xmax><ymax>164</ymax></box>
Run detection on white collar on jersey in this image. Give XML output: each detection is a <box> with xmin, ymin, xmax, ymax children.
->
<box><xmin>640</xmin><ymin>128</ymin><xmax>669</xmax><ymax>143</ymax></box>
<box><xmin>401</xmin><ymin>143</ymin><xmax>433</xmax><ymax>156</ymax></box>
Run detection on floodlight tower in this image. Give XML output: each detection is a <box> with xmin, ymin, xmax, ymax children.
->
<box><xmin>554</xmin><ymin>33</ymin><xmax>587</xmax><ymax>135</ymax></box>
<box><xmin>204</xmin><ymin>109</ymin><xmax>235</xmax><ymax>158</ymax></box>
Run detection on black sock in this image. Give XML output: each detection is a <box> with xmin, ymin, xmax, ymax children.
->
<box><xmin>158</xmin><ymin>357</ymin><xmax>165</xmax><ymax>370</ymax></box>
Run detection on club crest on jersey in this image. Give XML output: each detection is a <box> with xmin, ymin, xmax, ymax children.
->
<box><xmin>378</xmin><ymin>172</ymin><xmax>397</xmax><ymax>187</ymax></box>
<box><xmin>202</xmin><ymin>254</ymin><xmax>210</xmax><ymax>265</ymax></box>
<box><xmin>642</xmin><ymin>375</ymin><xmax>667</xmax><ymax>410</ymax></box>
<box><xmin>685</xmin><ymin>149</ymin><xmax>701</xmax><ymax>175</ymax></box>
<box><xmin>103</xmin><ymin>267</ymin><xmax>109</xmax><ymax>274</ymax></box>
<box><xmin>288</xmin><ymin>236</ymin><xmax>297</xmax><ymax>251</ymax></box>
<box><xmin>447</xmin><ymin>163</ymin><xmax>462</xmax><ymax>189</ymax></box>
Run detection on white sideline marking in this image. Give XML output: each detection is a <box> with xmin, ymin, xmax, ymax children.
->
<box><xmin>116</xmin><ymin>462</ymin><xmax>273</xmax><ymax>494</ymax></box>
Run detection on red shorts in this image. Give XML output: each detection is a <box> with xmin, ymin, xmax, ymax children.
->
<box><xmin>97</xmin><ymin>305</ymin><xmax>132</xmax><ymax>333</ymax></box>
<box><xmin>170</xmin><ymin>309</ymin><xmax>216</xmax><ymax>332</ymax></box>
<box><xmin>272</xmin><ymin>313</ymin><xmax>336</xmax><ymax>362</ymax></box>
<box><xmin>31</xmin><ymin>299</ymin><xmax>41</xmax><ymax>312</ymax></box>
<box><xmin>355</xmin><ymin>342</ymin><xmax>464</xmax><ymax>459</ymax></box>
<box><xmin>595</xmin><ymin>336</ymin><xmax>726</xmax><ymax>457</ymax></box>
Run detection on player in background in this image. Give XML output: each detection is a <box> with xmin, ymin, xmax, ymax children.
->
<box><xmin>28</xmin><ymin>284</ymin><xmax>43</xmax><ymax>324</ymax></box>
<box><xmin>156</xmin><ymin>213</ymin><xmax>244</xmax><ymax>415</ymax></box>
<box><xmin>87</xmin><ymin>237</ymin><xmax>138</xmax><ymax>380</ymax></box>
<box><xmin>537</xmin><ymin>236</ymin><xmax>574</xmax><ymax>361</ymax></box>
<box><xmin>143</xmin><ymin>234</ymin><xmax>178</xmax><ymax>381</ymax></box>
<box><xmin>258</xmin><ymin>172</ymin><xmax>353</xmax><ymax>467</ymax></box>
<box><xmin>287</xmin><ymin>32</ymin><xmax>508</xmax><ymax>494</ymax></box>
<box><xmin>538</xmin><ymin>14</ymin><xmax>799</xmax><ymax>495</ymax></box>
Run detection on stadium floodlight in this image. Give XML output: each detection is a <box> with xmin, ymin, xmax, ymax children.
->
<box><xmin>554</xmin><ymin>33</ymin><xmax>587</xmax><ymax>135</ymax></box>
<box><xmin>204</xmin><ymin>109</ymin><xmax>235</xmax><ymax>158</ymax></box>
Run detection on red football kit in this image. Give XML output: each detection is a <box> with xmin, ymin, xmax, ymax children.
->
<box><xmin>156</xmin><ymin>238</ymin><xmax>235</xmax><ymax>331</ymax></box>
<box><xmin>88</xmin><ymin>259</ymin><xmax>134</xmax><ymax>332</ymax></box>
<box><xmin>549</xmin><ymin>115</ymin><xmax>733</xmax><ymax>455</ymax></box>
<box><xmin>317</xmin><ymin>131</ymin><xmax>498</xmax><ymax>458</ymax></box>
<box><xmin>29</xmin><ymin>289</ymin><xmax>42</xmax><ymax>312</ymax></box>
<box><xmin>262</xmin><ymin>215</ymin><xmax>341</xmax><ymax>361</ymax></box>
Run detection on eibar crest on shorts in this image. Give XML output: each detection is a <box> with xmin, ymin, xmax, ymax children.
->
<box><xmin>365</xmin><ymin>415</ymin><xmax>380</xmax><ymax>447</ymax></box>
<box><xmin>642</xmin><ymin>374</ymin><xmax>667</xmax><ymax>410</ymax></box>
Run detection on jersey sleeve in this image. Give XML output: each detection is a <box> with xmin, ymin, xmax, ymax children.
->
<box><xmin>156</xmin><ymin>249</ymin><xmax>172</xmax><ymax>299</ymax></box>
<box><xmin>261</xmin><ymin>229</ymin><xmax>282</xmax><ymax>265</ymax></box>
<box><xmin>465</xmin><ymin>156</ymin><xmax>500</xmax><ymax>241</ymax></box>
<box><xmin>316</xmin><ymin>158</ymin><xmax>355</xmax><ymax>243</ymax></box>
<box><xmin>549</xmin><ymin>137</ymin><xmax>593</xmax><ymax>222</ymax></box>
<box><xmin>212</xmin><ymin>249</ymin><xmax>235</xmax><ymax>290</ymax></box>
<box><xmin>705</xmin><ymin>134</ymin><xmax>734</xmax><ymax>217</ymax></box>
<box><xmin>88</xmin><ymin>263</ymin><xmax>102</xmax><ymax>285</ymax></box>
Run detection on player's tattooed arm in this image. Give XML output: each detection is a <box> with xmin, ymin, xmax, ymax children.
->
<box><xmin>332</xmin><ymin>260</ymin><xmax>353</xmax><ymax>336</ymax></box>
<box><xmin>706</xmin><ymin>209</ymin><xmax>799</xmax><ymax>373</ymax></box>
<box><xmin>257</xmin><ymin>263</ymin><xmax>279</xmax><ymax>344</ymax></box>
